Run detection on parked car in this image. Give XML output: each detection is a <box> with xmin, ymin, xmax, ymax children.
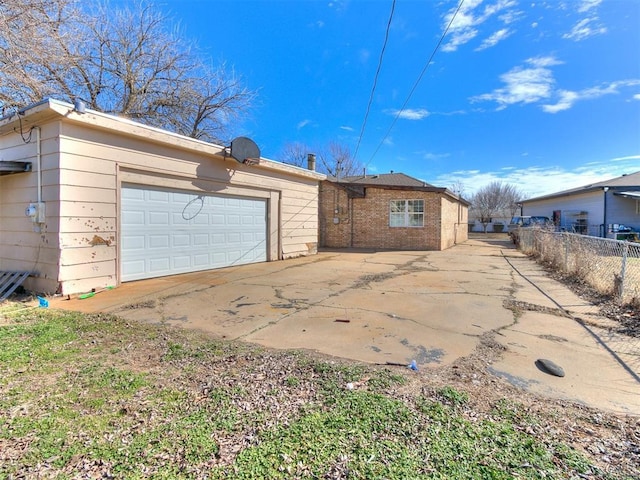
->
<box><xmin>508</xmin><ymin>216</ymin><xmax>551</xmax><ymax>244</ymax></box>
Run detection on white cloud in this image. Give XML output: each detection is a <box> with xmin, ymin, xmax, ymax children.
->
<box><xmin>578</xmin><ymin>0</ymin><xmax>602</xmax><ymax>13</ymax></box>
<box><xmin>563</xmin><ymin>17</ymin><xmax>607</xmax><ymax>41</ymax></box>
<box><xmin>297</xmin><ymin>119</ymin><xmax>311</xmax><ymax>129</ymax></box>
<box><xmin>433</xmin><ymin>162</ymin><xmax>636</xmax><ymax>199</ymax></box>
<box><xmin>385</xmin><ymin>108</ymin><xmax>430</xmax><ymax>120</ymax></box>
<box><xmin>634</xmin><ymin>94</ymin><xmax>640</xmax><ymax>101</ymax></box>
<box><xmin>542</xmin><ymin>80</ymin><xmax>640</xmax><ymax>113</ymax></box>
<box><xmin>471</xmin><ymin>56</ymin><xmax>562</xmax><ymax>108</ymax></box>
<box><xmin>422</xmin><ymin>152</ymin><xmax>451</xmax><ymax>161</ymax></box>
<box><xmin>541</xmin><ymin>90</ymin><xmax>578</xmax><ymax>113</ymax></box>
<box><xmin>442</xmin><ymin>29</ymin><xmax>478</xmax><ymax>52</ymax></box>
<box><xmin>475</xmin><ymin>28</ymin><xmax>513</xmax><ymax>51</ymax></box>
<box><xmin>611</xmin><ymin>155</ymin><xmax>640</xmax><ymax>162</ymax></box>
<box><xmin>442</xmin><ymin>0</ymin><xmax>517</xmax><ymax>52</ymax></box>
<box><xmin>340</xmin><ymin>125</ymin><xmax>354</xmax><ymax>132</ymax></box>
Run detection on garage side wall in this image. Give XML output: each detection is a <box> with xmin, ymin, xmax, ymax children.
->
<box><xmin>0</xmin><ymin>123</ymin><xmax>62</xmax><ymax>293</ymax></box>
<box><xmin>440</xmin><ymin>194</ymin><xmax>468</xmax><ymax>249</ymax></box>
<box><xmin>277</xmin><ymin>177</ymin><xmax>320</xmax><ymax>258</ymax></box>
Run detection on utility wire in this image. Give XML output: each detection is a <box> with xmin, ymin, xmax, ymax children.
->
<box><xmin>352</xmin><ymin>0</ymin><xmax>396</xmax><ymax>162</ymax></box>
<box><xmin>366</xmin><ymin>0</ymin><xmax>465</xmax><ymax>166</ymax></box>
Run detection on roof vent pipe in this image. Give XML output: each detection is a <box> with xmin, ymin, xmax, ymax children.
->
<box><xmin>307</xmin><ymin>153</ymin><xmax>316</xmax><ymax>171</ymax></box>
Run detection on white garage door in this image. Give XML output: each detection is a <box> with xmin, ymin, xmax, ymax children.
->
<box><xmin>121</xmin><ymin>184</ymin><xmax>267</xmax><ymax>281</ymax></box>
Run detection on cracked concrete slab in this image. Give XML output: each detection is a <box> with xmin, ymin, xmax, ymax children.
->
<box><xmin>491</xmin><ymin>311</ymin><xmax>640</xmax><ymax>414</ymax></box>
<box><xmin>49</xmin><ymin>236</ymin><xmax>640</xmax><ymax>414</ymax></box>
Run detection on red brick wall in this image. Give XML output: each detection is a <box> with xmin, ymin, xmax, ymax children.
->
<box><xmin>319</xmin><ymin>182</ymin><xmax>352</xmax><ymax>248</ymax></box>
<box><xmin>319</xmin><ymin>181</ymin><xmax>467</xmax><ymax>250</ymax></box>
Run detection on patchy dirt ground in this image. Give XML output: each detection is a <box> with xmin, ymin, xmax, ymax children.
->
<box><xmin>546</xmin><ymin>268</ymin><xmax>640</xmax><ymax>338</ymax></box>
<box><xmin>66</xmin><ymin>320</ymin><xmax>640</xmax><ymax>477</ymax></box>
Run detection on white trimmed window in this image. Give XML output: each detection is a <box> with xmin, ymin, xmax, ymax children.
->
<box><xmin>390</xmin><ymin>199</ymin><xmax>424</xmax><ymax>227</ymax></box>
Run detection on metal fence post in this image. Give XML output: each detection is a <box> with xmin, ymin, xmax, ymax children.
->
<box><xmin>563</xmin><ymin>233</ymin><xmax>568</xmax><ymax>272</ymax></box>
<box><xmin>619</xmin><ymin>241</ymin><xmax>628</xmax><ymax>301</ymax></box>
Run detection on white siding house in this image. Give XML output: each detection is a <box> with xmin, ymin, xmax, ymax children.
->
<box><xmin>521</xmin><ymin>171</ymin><xmax>640</xmax><ymax>238</ymax></box>
<box><xmin>0</xmin><ymin>99</ymin><xmax>325</xmax><ymax>295</ymax></box>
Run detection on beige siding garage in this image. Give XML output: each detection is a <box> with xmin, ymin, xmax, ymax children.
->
<box><xmin>0</xmin><ymin>99</ymin><xmax>324</xmax><ymax>295</ymax></box>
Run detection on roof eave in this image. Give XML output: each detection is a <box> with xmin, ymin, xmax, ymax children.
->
<box><xmin>0</xmin><ymin>99</ymin><xmax>326</xmax><ymax>181</ymax></box>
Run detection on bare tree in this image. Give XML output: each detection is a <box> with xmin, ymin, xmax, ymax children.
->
<box><xmin>0</xmin><ymin>0</ymin><xmax>254</xmax><ymax>143</ymax></box>
<box><xmin>320</xmin><ymin>142</ymin><xmax>362</xmax><ymax>178</ymax></box>
<box><xmin>280</xmin><ymin>142</ymin><xmax>311</xmax><ymax>168</ymax></box>
<box><xmin>449</xmin><ymin>180</ymin><xmax>466</xmax><ymax>198</ymax></box>
<box><xmin>279</xmin><ymin>141</ymin><xmax>363</xmax><ymax>177</ymax></box>
<box><xmin>470</xmin><ymin>181</ymin><xmax>524</xmax><ymax>233</ymax></box>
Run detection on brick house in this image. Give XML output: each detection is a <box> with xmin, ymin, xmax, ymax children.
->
<box><xmin>319</xmin><ymin>173</ymin><xmax>469</xmax><ymax>250</ymax></box>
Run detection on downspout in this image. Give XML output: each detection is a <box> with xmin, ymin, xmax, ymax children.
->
<box><xmin>349</xmin><ymin>195</ymin><xmax>354</xmax><ymax>247</ymax></box>
<box><xmin>603</xmin><ymin>187</ymin><xmax>609</xmax><ymax>238</ymax></box>
<box><xmin>35</xmin><ymin>126</ymin><xmax>42</xmax><ymax>205</ymax></box>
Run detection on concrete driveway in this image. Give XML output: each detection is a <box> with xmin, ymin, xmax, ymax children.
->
<box><xmin>51</xmin><ymin>237</ymin><xmax>640</xmax><ymax>415</ymax></box>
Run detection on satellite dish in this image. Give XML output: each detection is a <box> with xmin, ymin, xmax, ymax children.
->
<box><xmin>230</xmin><ymin>137</ymin><xmax>260</xmax><ymax>164</ymax></box>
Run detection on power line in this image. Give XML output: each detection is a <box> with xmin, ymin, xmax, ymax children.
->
<box><xmin>352</xmin><ymin>0</ymin><xmax>396</xmax><ymax>162</ymax></box>
<box><xmin>366</xmin><ymin>0</ymin><xmax>465</xmax><ymax>166</ymax></box>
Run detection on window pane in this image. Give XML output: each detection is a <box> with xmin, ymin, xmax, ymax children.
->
<box><xmin>390</xmin><ymin>200</ymin><xmax>405</xmax><ymax>213</ymax></box>
<box><xmin>408</xmin><ymin>200</ymin><xmax>424</xmax><ymax>213</ymax></box>
<box><xmin>408</xmin><ymin>214</ymin><xmax>424</xmax><ymax>227</ymax></box>
<box><xmin>390</xmin><ymin>213</ymin><xmax>405</xmax><ymax>227</ymax></box>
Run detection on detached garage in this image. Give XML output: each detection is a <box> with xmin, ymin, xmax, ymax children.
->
<box><xmin>0</xmin><ymin>99</ymin><xmax>324</xmax><ymax>295</ymax></box>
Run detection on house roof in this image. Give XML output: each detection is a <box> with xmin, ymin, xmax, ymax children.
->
<box><xmin>333</xmin><ymin>172</ymin><xmax>435</xmax><ymax>187</ymax></box>
<box><xmin>522</xmin><ymin>171</ymin><xmax>640</xmax><ymax>203</ymax></box>
<box><xmin>326</xmin><ymin>172</ymin><xmax>470</xmax><ymax>206</ymax></box>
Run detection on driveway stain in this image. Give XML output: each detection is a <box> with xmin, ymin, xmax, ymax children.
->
<box><xmin>539</xmin><ymin>334</ymin><xmax>568</xmax><ymax>342</ymax></box>
<box><xmin>400</xmin><ymin>338</ymin><xmax>445</xmax><ymax>364</ymax></box>
<box><xmin>488</xmin><ymin>367</ymin><xmax>539</xmax><ymax>389</ymax></box>
<box><xmin>414</xmin><ymin>345</ymin><xmax>446</xmax><ymax>364</ymax></box>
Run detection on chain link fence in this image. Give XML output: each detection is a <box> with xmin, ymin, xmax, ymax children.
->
<box><xmin>517</xmin><ymin>228</ymin><xmax>640</xmax><ymax>305</ymax></box>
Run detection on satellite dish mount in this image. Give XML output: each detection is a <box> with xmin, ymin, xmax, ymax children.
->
<box><xmin>229</xmin><ymin>137</ymin><xmax>260</xmax><ymax>165</ymax></box>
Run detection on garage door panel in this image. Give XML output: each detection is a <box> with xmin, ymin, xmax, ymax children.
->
<box><xmin>148</xmin><ymin>235</ymin><xmax>169</xmax><ymax>248</ymax></box>
<box><xmin>173</xmin><ymin>256</ymin><xmax>191</xmax><ymax>269</ymax></box>
<box><xmin>173</xmin><ymin>234</ymin><xmax>190</xmax><ymax>247</ymax></box>
<box><xmin>149</xmin><ymin>258</ymin><xmax>170</xmax><ymax>273</ymax></box>
<box><xmin>193</xmin><ymin>233</ymin><xmax>209</xmax><ymax>246</ymax></box>
<box><xmin>193</xmin><ymin>254</ymin><xmax>210</xmax><ymax>266</ymax></box>
<box><xmin>121</xmin><ymin>185</ymin><xmax>267</xmax><ymax>281</ymax></box>
<box><xmin>149</xmin><ymin>190</ymin><xmax>170</xmax><ymax>202</ymax></box>
<box><xmin>149</xmin><ymin>211</ymin><xmax>170</xmax><ymax>225</ymax></box>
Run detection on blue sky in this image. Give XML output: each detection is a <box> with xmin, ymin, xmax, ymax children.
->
<box><xmin>152</xmin><ymin>0</ymin><xmax>638</xmax><ymax>198</ymax></box>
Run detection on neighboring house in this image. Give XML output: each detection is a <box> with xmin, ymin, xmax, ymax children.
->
<box><xmin>467</xmin><ymin>208</ymin><xmax>513</xmax><ymax>233</ymax></box>
<box><xmin>319</xmin><ymin>173</ymin><xmax>469</xmax><ymax>250</ymax></box>
<box><xmin>0</xmin><ymin>98</ymin><xmax>325</xmax><ymax>295</ymax></box>
<box><xmin>521</xmin><ymin>171</ymin><xmax>640</xmax><ymax>238</ymax></box>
